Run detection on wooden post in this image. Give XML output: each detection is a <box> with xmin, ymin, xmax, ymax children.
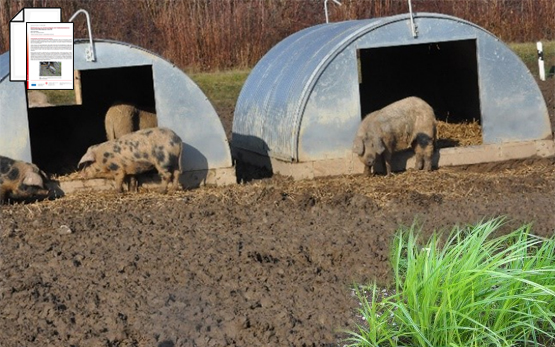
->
<box><xmin>74</xmin><ymin>70</ymin><xmax>82</xmax><ymax>105</ymax></box>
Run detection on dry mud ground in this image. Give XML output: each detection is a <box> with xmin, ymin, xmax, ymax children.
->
<box><xmin>0</xmin><ymin>78</ymin><xmax>554</xmax><ymax>346</ymax></box>
<box><xmin>1</xmin><ymin>161</ymin><xmax>554</xmax><ymax>347</ymax></box>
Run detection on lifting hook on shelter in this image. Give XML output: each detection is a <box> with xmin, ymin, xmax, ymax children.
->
<box><xmin>69</xmin><ymin>9</ymin><xmax>96</xmax><ymax>62</ymax></box>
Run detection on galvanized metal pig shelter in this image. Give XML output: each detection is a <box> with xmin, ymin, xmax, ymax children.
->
<box><xmin>0</xmin><ymin>39</ymin><xmax>235</xmax><ymax>192</ymax></box>
<box><xmin>233</xmin><ymin>12</ymin><xmax>554</xmax><ymax>179</ymax></box>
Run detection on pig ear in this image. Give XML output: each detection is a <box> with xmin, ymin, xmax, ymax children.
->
<box><xmin>39</xmin><ymin>170</ymin><xmax>49</xmax><ymax>180</ymax></box>
<box><xmin>32</xmin><ymin>164</ymin><xmax>49</xmax><ymax>180</ymax></box>
<box><xmin>352</xmin><ymin>136</ymin><xmax>365</xmax><ymax>155</ymax></box>
<box><xmin>374</xmin><ymin>138</ymin><xmax>385</xmax><ymax>155</ymax></box>
<box><xmin>78</xmin><ymin>150</ymin><xmax>96</xmax><ymax>168</ymax></box>
<box><xmin>23</xmin><ymin>171</ymin><xmax>44</xmax><ymax>187</ymax></box>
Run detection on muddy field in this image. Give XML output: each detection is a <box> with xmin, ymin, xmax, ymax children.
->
<box><xmin>1</xmin><ymin>77</ymin><xmax>554</xmax><ymax>346</ymax></box>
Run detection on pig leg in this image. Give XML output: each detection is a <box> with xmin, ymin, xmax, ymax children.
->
<box><xmin>382</xmin><ymin>150</ymin><xmax>393</xmax><ymax>176</ymax></box>
<box><xmin>423</xmin><ymin>144</ymin><xmax>434</xmax><ymax>171</ymax></box>
<box><xmin>363</xmin><ymin>165</ymin><xmax>372</xmax><ymax>176</ymax></box>
<box><xmin>413</xmin><ymin>149</ymin><xmax>424</xmax><ymax>171</ymax></box>
<box><xmin>113</xmin><ymin>172</ymin><xmax>126</xmax><ymax>193</ymax></box>
<box><xmin>372</xmin><ymin>154</ymin><xmax>386</xmax><ymax>175</ymax></box>
<box><xmin>159</xmin><ymin>171</ymin><xmax>172</xmax><ymax>193</ymax></box>
<box><xmin>155</xmin><ymin>161</ymin><xmax>180</xmax><ymax>193</ymax></box>
<box><xmin>127</xmin><ymin>176</ymin><xmax>139</xmax><ymax>192</ymax></box>
<box><xmin>414</xmin><ymin>143</ymin><xmax>434</xmax><ymax>171</ymax></box>
<box><xmin>415</xmin><ymin>133</ymin><xmax>434</xmax><ymax>171</ymax></box>
<box><xmin>153</xmin><ymin>163</ymin><xmax>172</xmax><ymax>193</ymax></box>
<box><xmin>170</xmin><ymin>169</ymin><xmax>181</xmax><ymax>192</ymax></box>
<box><xmin>0</xmin><ymin>186</ymin><xmax>7</xmax><ymax>204</ymax></box>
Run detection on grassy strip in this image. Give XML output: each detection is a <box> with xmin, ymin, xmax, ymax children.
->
<box><xmin>189</xmin><ymin>69</ymin><xmax>250</xmax><ymax>111</ymax></box>
<box><xmin>509</xmin><ymin>41</ymin><xmax>555</xmax><ymax>76</ymax></box>
<box><xmin>38</xmin><ymin>90</ymin><xmax>78</xmax><ymax>106</ymax></box>
<box><xmin>346</xmin><ymin>218</ymin><xmax>555</xmax><ymax>347</ymax></box>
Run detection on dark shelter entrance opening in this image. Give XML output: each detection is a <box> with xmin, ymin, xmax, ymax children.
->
<box><xmin>27</xmin><ymin>65</ymin><xmax>157</xmax><ymax>175</ymax></box>
<box><xmin>357</xmin><ymin>39</ymin><xmax>481</xmax><ymax>131</ymax></box>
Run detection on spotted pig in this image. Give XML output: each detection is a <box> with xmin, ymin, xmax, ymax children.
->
<box><xmin>78</xmin><ymin>127</ymin><xmax>182</xmax><ymax>193</ymax></box>
<box><xmin>0</xmin><ymin>155</ymin><xmax>49</xmax><ymax>204</ymax></box>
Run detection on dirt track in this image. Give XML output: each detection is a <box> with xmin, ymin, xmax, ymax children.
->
<box><xmin>1</xmin><ymin>75</ymin><xmax>554</xmax><ymax>346</ymax></box>
<box><xmin>1</xmin><ymin>157</ymin><xmax>554</xmax><ymax>346</ymax></box>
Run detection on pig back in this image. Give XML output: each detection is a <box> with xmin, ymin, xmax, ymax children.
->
<box><xmin>105</xmin><ymin>103</ymin><xmax>158</xmax><ymax>141</ymax></box>
<box><xmin>96</xmin><ymin>127</ymin><xmax>182</xmax><ymax>175</ymax></box>
<box><xmin>374</xmin><ymin>97</ymin><xmax>436</xmax><ymax>149</ymax></box>
<box><xmin>138</xmin><ymin>110</ymin><xmax>158</xmax><ymax>129</ymax></box>
<box><xmin>105</xmin><ymin>103</ymin><xmax>137</xmax><ymax>140</ymax></box>
<box><xmin>406</xmin><ymin>97</ymin><xmax>436</xmax><ymax>136</ymax></box>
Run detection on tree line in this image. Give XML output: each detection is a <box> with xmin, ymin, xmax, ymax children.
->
<box><xmin>1</xmin><ymin>0</ymin><xmax>553</xmax><ymax>71</ymax></box>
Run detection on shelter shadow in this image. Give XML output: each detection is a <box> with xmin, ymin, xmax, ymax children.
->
<box><xmin>231</xmin><ymin>134</ymin><xmax>273</xmax><ymax>183</ymax></box>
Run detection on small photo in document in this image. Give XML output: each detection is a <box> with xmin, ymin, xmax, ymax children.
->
<box><xmin>39</xmin><ymin>61</ymin><xmax>62</xmax><ymax>77</ymax></box>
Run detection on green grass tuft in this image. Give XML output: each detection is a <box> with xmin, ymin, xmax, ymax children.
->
<box><xmin>345</xmin><ymin>218</ymin><xmax>555</xmax><ymax>347</ymax></box>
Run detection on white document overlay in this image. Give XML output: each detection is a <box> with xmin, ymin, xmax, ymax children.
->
<box><xmin>9</xmin><ymin>8</ymin><xmax>61</xmax><ymax>81</ymax></box>
<box><xmin>26</xmin><ymin>22</ymin><xmax>74</xmax><ymax>90</ymax></box>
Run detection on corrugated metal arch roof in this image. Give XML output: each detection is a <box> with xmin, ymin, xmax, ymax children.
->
<box><xmin>233</xmin><ymin>12</ymin><xmax>502</xmax><ymax>161</ymax></box>
<box><xmin>234</xmin><ymin>18</ymin><xmax>383</xmax><ymax>161</ymax></box>
<box><xmin>1</xmin><ymin>39</ymin><xmax>233</xmax><ymax>173</ymax></box>
<box><xmin>1</xmin><ymin>38</ymin><xmax>175</xmax><ymax>82</ymax></box>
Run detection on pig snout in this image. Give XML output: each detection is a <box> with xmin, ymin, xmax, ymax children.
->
<box><xmin>361</xmin><ymin>153</ymin><xmax>376</xmax><ymax>167</ymax></box>
<box><xmin>79</xmin><ymin>167</ymin><xmax>89</xmax><ymax>179</ymax></box>
<box><xmin>15</xmin><ymin>182</ymin><xmax>49</xmax><ymax>200</ymax></box>
<box><xmin>16</xmin><ymin>171</ymin><xmax>49</xmax><ymax>199</ymax></box>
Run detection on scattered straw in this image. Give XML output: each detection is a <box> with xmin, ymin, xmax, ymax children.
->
<box><xmin>436</xmin><ymin>120</ymin><xmax>482</xmax><ymax>147</ymax></box>
<box><xmin>51</xmin><ymin>171</ymin><xmax>82</xmax><ymax>182</ymax></box>
<box><xmin>4</xmin><ymin>158</ymin><xmax>552</xmax><ymax>213</ymax></box>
